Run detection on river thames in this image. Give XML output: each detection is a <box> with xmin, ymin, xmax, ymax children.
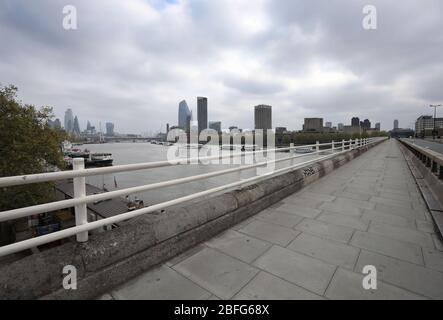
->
<box><xmin>84</xmin><ymin>142</ymin><xmax>321</xmax><ymax>206</ymax></box>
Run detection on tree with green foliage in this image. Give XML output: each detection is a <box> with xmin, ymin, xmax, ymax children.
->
<box><xmin>0</xmin><ymin>85</ymin><xmax>66</xmax><ymax>245</ymax></box>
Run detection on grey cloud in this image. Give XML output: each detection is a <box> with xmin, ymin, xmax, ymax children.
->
<box><xmin>0</xmin><ymin>0</ymin><xmax>442</xmax><ymax>132</ymax></box>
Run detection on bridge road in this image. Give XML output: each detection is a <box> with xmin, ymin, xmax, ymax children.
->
<box><xmin>403</xmin><ymin>138</ymin><xmax>443</xmax><ymax>155</ymax></box>
<box><xmin>100</xmin><ymin>139</ymin><xmax>443</xmax><ymax>300</ymax></box>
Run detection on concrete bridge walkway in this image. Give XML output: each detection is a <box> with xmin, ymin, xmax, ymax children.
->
<box><xmin>101</xmin><ymin>139</ymin><xmax>443</xmax><ymax>300</ymax></box>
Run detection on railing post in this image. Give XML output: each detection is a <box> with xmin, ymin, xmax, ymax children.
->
<box><xmin>432</xmin><ymin>160</ymin><xmax>437</xmax><ymax>173</ymax></box>
<box><xmin>356</xmin><ymin>138</ymin><xmax>359</xmax><ymax>148</ymax></box>
<box><xmin>331</xmin><ymin>140</ymin><xmax>335</xmax><ymax>153</ymax></box>
<box><xmin>290</xmin><ymin>143</ymin><xmax>295</xmax><ymax>165</ymax></box>
<box><xmin>73</xmin><ymin>158</ymin><xmax>88</xmax><ymax>242</ymax></box>
<box><xmin>342</xmin><ymin>139</ymin><xmax>345</xmax><ymax>151</ymax></box>
<box><xmin>316</xmin><ymin>141</ymin><xmax>320</xmax><ymax>153</ymax></box>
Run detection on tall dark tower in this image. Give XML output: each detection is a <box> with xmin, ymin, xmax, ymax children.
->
<box><xmin>197</xmin><ymin>97</ymin><xmax>208</xmax><ymax>136</ymax></box>
<box><xmin>254</xmin><ymin>105</ymin><xmax>272</xmax><ymax>130</ymax></box>
<box><xmin>351</xmin><ymin>117</ymin><xmax>360</xmax><ymax>127</ymax></box>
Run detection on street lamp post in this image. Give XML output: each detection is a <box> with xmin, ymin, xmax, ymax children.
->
<box><xmin>430</xmin><ymin>104</ymin><xmax>442</xmax><ymax>140</ymax></box>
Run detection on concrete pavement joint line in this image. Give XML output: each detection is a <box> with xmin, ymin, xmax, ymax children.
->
<box><xmin>347</xmin><ymin>229</ymin><xmax>357</xmax><ymax>245</ymax></box>
<box><xmin>286</xmin><ymin>229</ymin><xmax>304</xmax><ymax>247</ymax></box>
<box><xmin>248</xmin><ymin>242</ymin><xmax>275</xmax><ymax>265</ymax></box>
<box><xmin>229</xmin><ymin>267</ymin><xmax>261</xmax><ymax>299</ymax></box>
<box><xmin>352</xmin><ymin>248</ymin><xmax>363</xmax><ymax>272</ymax></box>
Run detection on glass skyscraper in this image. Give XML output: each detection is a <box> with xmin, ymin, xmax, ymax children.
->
<box><xmin>178</xmin><ymin>100</ymin><xmax>192</xmax><ymax>131</ymax></box>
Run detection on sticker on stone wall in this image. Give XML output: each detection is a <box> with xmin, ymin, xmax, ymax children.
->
<box><xmin>303</xmin><ymin>167</ymin><xmax>316</xmax><ymax>177</ymax></box>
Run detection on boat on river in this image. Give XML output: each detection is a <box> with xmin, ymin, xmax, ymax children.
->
<box><xmin>62</xmin><ymin>141</ymin><xmax>114</xmax><ymax>168</ymax></box>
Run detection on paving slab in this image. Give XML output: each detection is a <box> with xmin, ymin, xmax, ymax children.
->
<box><xmin>256</xmin><ymin>209</ymin><xmax>304</xmax><ymax>228</ymax></box>
<box><xmin>422</xmin><ymin>247</ymin><xmax>443</xmax><ymax>272</ymax></box>
<box><xmin>238</xmin><ymin>220</ymin><xmax>300</xmax><ymax>246</ymax></box>
<box><xmin>166</xmin><ymin>244</ymin><xmax>206</xmax><ymax>267</ymax></box>
<box><xmin>273</xmin><ymin>204</ymin><xmax>322</xmax><ymax>219</ymax></box>
<box><xmin>373</xmin><ymin>203</ymin><xmax>426</xmax><ymax>220</ymax></box>
<box><xmin>287</xmin><ymin>233</ymin><xmax>360</xmax><ymax>269</ymax></box>
<box><xmin>317</xmin><ymin>212</ymin><xmax>370</xmax><ymax>231</ymax></box>
<box><xmin>377</xmin><ymin>191</ymin><xmax>416</xmax><ymax>202</ymax></box>
<box><xmin>332</xmin><ymin>190</ymin><xmax>371</xmax><ymax>201</ymax></box>
<box><xmin>233</xmin><ymin>271</ymin><xmax>324</xmax><ymax>300</ymax></box>
<box><xmin>173</xmin><ymin>247</ymin><xmax>259</xmax><ymax>300</ymax></box>
<box><xmin>282</xmin><ymin>196</ymin><xmax>324</xmax><ymax>209</ymax></box>
<box><xmin>297</xmin><ymin>191</ymin><xmax>336</xmax><ymax>202</ymax></box>
<box><xmin>333</xmin><ymin>197</ymin><xmax>375</xmax><ymax>210</ymax></box>
<box><xmin>112</xmin><ymin>265</ymin><xmax>212</xmax><ymax>300</ymax></box>
<box><xmin>253</xmin><ymin>245</ymin><xmax>336</xmax><ymax>295</ymax></box>
<box><xmin>205</xmin><ymin>230</ymin><xmax>272</xmax><ymax>264</ymax></box>
<box><xmin>325</xmin><ymin>268</ymin><xmax>427</xmax><ymax>300</ymax></box>
<box><xmin>295</xmin><ymin>218</ymin><xmax>355</xmax><ymax>243</ymax></box>
<box><xmin>368</xmin><ymin>222</ymin><xmax>435</xmax><ymax>249</ymax></box>
<box><xmin>355</xmin><ymin>250</ymin><xmax>443</xmax><ymax>299</ymax></box>
<box><xmin>342</xmin><ymin>186</ymin><xmax>379</xmax><ymax>196</ymax></box>
<box><xmin>375</xmin><ymin>187</ymin><xmax>410</xmax><ymax>196</ymax></box>
<box><xmin>362</xmin><ymin>209</ymin><xmax>416</xmax><ymax>229</ymax></box>
<box><xmin>369</xmin><ymin>196</ymin><xmax>413</xmax><ymax>209</ymax></box>
<box><xmin>350</xmin><ymin>231</ymin><xmax>424</xmax><ymax>265</ymax></box>
<box><xmin>318</xmin><ymin>202</ymin><xmax>363</xmax><ymax>217</ymax></box>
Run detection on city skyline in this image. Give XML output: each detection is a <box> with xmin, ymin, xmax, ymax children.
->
<box><xmin>61</xmin><ymin>103</ymin><xmax>390</xmax><ymax>135</ymax></box>
<box><xmin>2</xmin><ymin>1</ymin><xmax>442</xmax><ymax>133</ymax></box>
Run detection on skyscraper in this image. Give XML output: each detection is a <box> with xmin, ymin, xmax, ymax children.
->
<box><xmin>362</xmin><ymin>119</ymin><xmax>371</xmax><ymax>131</ymax></box>
<box><xmin>351</xmin><ymin>117</ymin><xmax>360</xmax><ymax>127</ymax></box>
<box><xmin>337</xmin><ymin>123</ymin><xmax>344</xmax><ymax>131</ymax></box>
<box><xmin>325</xmin><ymin>122</ymin><xmax>332</xmax><ymax>128</ymax></box>
<box><xmin>73</xmin><ymin>116</ymin><xmax>81</xmax><ymax>135</ymax></box>
<box><xmin>197</xmin><ymin>97</ymin><xmax>208</xmax><ymax>136</ymax></box>
<box><xmin>375</xmin><ymin>122</ymin><xmax>381</xmax><ymax>131</ymax></box>
<box><xmin>254</xmin><ymin>105</ymin><xmax>272</xmax><ymax>130</ymax></box>
<box><xmin>303</xmin><ymin>118</ymin><xmax>323</xmax><ymax>132</ymax></box>
<box><xmin>106</xmin><ymin>122</ymin><xmax>114</xmax><ymax>136</ymax></box>
<box><xmin>178</xmin><ymin>100</ymin><xmax>192</xmax><ymax>131</ymax></box>
<box><xmin>64</xmin><ymin>108</ymin><xmax>74</xmax><ymax>133</ymax></box>
<box><xmin>394</xmin><ymin>119</ymin><xmax>399</xmax><ymax>129</ymax></box>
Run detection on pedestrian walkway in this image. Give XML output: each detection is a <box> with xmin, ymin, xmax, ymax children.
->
<box><xmin>100</xmin><ymin>139</ymin><xmax>443</xmax><ymax>300</ymax></box>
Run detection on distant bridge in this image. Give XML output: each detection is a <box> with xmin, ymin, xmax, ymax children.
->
<box><xmin>104</xmin><ymin>136</ymin><xmax>164</xmax><ymax>142</ymax></box>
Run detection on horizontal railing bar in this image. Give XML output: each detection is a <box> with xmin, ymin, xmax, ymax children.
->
<box><xmin>0</xmin><ymin>150</ymin><xmax>346</xmax><ymax>257</ymax></box>
<box><xmin>0</xmin><ymin>139</ymin><xmax>361</xmax><ymax>188</ymax></box>
<box><xmin>0</xmin><ymin>150</ymin><xmax>325</xmax><ymax>221</ymax></box>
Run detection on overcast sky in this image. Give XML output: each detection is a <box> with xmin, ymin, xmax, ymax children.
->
<box><xmin>1</xmin><ymin>0</ymin><xmax>442</xmax><ymax>134</ymax></box>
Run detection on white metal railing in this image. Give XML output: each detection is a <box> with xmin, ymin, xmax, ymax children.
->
<box><xmin>0</xmin><ymin>137</ymin><xmax>385</xmax><ymax>256</ymax></box>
